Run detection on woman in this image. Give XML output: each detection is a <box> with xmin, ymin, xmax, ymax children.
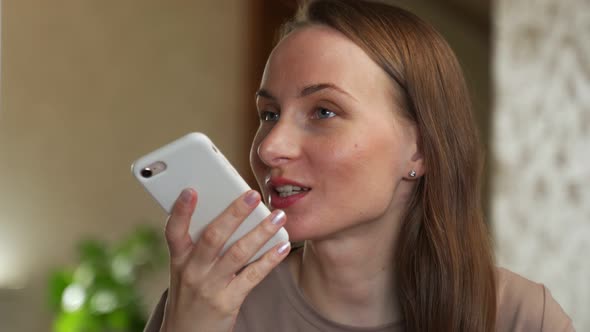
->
<box><xmin>145</xmin><ymin>0</ymin><xmax>574</xmax><ymax>331</ymax></box>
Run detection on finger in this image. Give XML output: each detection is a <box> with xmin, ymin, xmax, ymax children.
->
<box><xmin>165</xmin><ymin>188</ymin><xmax>197</xmax><ymax>264</ymax></box>
<box><xmin>191</xmin><ymin>190</ymin><xmax>261</xmax><ymax>265</ymax></box>
<box><xmin>226</xmin><ymin>241</ymin><xmax>291</xmax><ymax>301</ymax></box>
<box><xmin>212</xmin><ymin>209</ymin><xmax>286</xmax><ymax>279</ymax></box>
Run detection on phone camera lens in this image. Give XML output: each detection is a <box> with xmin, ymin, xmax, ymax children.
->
<box><xmin>141</xmin><ymin>168</ymin><xmax>153</xmax><ymax>178</ymax></box>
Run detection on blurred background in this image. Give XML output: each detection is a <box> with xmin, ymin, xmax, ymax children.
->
<box><xmin>0</xmin><ymin>0</ymin><xmax>587</xmax><ymax>331</ymax></box>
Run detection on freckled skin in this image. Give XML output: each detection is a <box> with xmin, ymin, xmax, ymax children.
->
<box><xmin>250</xmin><ymin>25</ymin><xmax>423</xmax><ymax>243</ymax></box>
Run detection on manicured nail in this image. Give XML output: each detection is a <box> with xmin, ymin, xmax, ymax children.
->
<box><xmin>277</xmin><ymin>242</ymin><xmax>291</xmax><ymax>255</ymax></box>
<box><xmin>270</xmin><ymin>210</ymin><xmax>286</xmax><ymax>225</ymax></box>
<box><xmin>180</xmin><ymin>189</ymin><xmax>193</xmax><ymax>203</ymax></box>
<box><xmin>244</xmin><ymin>191</ymin><xmax>259</xmax><ymax>206</ymax></box>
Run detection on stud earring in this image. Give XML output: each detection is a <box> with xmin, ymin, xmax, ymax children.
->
<box><xmin>409</xmin><ymin>170</ymin><xmax>417</xmax><ymax>178</ymax></box>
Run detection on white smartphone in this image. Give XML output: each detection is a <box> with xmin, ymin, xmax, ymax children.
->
<box><xmin>131</xmin><ymin>132</ymin><xmax>289</xmax><ymax>264</ymax></box>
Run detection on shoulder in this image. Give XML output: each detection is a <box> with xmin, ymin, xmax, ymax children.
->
<box><xmin>143</xmin><ymin>289</ymin><xmax>168</xmax><ymax>332</ymax></box>
<box><xmin>495</xmin><ymin>267</ymin><xmax>575</xmax><ymax>332</ymax></box>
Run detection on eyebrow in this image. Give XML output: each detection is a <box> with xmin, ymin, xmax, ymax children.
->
<box><xmin>255</xmin><ymin>83</ymin><xmax>357</xmax><ymax>102</ymax></box>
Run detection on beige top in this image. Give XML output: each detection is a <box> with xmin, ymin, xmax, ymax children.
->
<box><xmin>144</xmin><ymin>261</ymin><xmax>575</xmax><ymax>332</ymax></box>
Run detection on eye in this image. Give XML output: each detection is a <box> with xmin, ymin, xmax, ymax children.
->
<box><xmin>312</xmin><ymin>107</ymin><xmax>336</xmax><ymax>119</ymax></box>
<box><xmin>260</xmin><ymin>111</ymin><xmax>280</xmax><ymax>122</ymax></box>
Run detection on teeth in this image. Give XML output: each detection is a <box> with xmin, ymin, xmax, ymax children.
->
<box><xmin>276</xmin><ymin>185</ymin><xmax>300</xmax><ymax>192</ymax></box>
<box><xmin>275</xmin><ymin>185</ymin><xmax>310</xmax><ymax>197</ymax></box>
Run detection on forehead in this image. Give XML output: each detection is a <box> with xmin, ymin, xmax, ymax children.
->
<box><xmin>261</xmin><ymin>25</ymin><xmax>394</xmax><ymax>97</ymax></box>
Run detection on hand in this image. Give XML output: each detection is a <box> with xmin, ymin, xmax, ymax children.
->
<box><xmin>159</xmin><ymin>188</ymin><xmax>290</xmax><ymax>332</ymax></box>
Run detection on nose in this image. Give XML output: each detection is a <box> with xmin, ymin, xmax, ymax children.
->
<box><xmin>257</xmin><ymin>120</ymin><xmax>300</xmax><ymax>167</ymax></box>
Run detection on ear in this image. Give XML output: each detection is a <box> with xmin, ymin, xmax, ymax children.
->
<box><xmin>403</xmin><ymin>125</ymin><xmax>425</xmax><ymax>180</ymax></box>
<box><xmin>404</xmin><ymin>149</ymin><xmax>425</xmax><ymax>180</ymax></box>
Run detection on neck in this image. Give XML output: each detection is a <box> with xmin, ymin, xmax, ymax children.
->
<box><xmin>289</xmin><ymin>218</ymin><xmax>403</xmax><ymax>327</ymax></box>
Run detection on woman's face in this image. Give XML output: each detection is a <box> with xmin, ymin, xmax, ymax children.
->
<box><xmin>250</xmin><ymin>25</ymin><xmax>422</xmax><ymax>242</ymax></box>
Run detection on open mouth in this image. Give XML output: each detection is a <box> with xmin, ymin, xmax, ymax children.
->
<box><xmin>274</xmin><ymin>185</ymin><xmax>311</xmax><ymax>197</ymax></box>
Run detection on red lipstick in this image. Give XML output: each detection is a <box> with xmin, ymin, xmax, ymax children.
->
<box><xmin>267</xmin><ymin>177</ymin><xmax>310</xmax><ymax>209</ymax></box>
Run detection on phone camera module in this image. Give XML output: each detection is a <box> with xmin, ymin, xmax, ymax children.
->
<box><xmin>139</xmin><ymin>161</ymin><xmax>166</xmax><ymax>178</ymax></box>
<box><xmin>140</xmin><ymin>168</ymin><xmax>153</xmax><ymax>178</ymax></box>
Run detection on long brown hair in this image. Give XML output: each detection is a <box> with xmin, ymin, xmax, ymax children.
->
<box><xmin>279</xmin><ymin>1</ymin><xmax>497</xmax><ymax>331</ymax></box>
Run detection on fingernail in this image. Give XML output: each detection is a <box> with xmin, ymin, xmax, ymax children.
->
<box><xmin>180</xmin><ymin>189</ymin><xmax>193</xmax><ymax>203</ymax></box>
<box><xmin>244</xmin><ymin>191</ymin><xmax>259</xmax><ymax>206</ymax></box>
<box><xmin>271</xmin><ymin>210</ymin><xmax>286</xmax><ymax>225</ymax></box>
<box><xmin>277</xmin><ymin>242</ymin><xmax>291</xmax><ymax>255</ymax></box>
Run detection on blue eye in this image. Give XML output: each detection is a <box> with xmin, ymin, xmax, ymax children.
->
<box><xmin>314</xmin><ymin>107</ymin><xmax>336</xmax><ymax>119</ymax></box>
<box><xmin>260</xmin><ymin>111</ymin><xmax>280</xmax><ymax>122</ymax></box>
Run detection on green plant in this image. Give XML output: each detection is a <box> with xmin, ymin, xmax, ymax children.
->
<box><xmin>48</xmin><ymin>226</ymin><xmax>166</xmax><ymax>332</ymax></box>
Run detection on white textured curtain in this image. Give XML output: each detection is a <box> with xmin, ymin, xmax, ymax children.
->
<box><xmin>492</xmin><ymin>0</ymin><xmax>590</xmax><ymax>330</ymax></box>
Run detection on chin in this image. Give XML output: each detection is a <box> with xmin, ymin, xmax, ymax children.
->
<box><xmin>282</xmin><ymin>217</ymin><xmax>324</xmax><ymax>242</ymax></box>
<box><xmin>283</xmin><ymin>224</ymin><xmax>308</xmax><ymax>243</ymax></box>
<box><xmin>283</xmin><ymin>221</ymin><xmax>338</xmax><ymax>243</ymax></box>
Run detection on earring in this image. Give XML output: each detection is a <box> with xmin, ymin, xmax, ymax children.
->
<box><xmin>409</xmin><ymin>170</ymin><xmax>417</xmax><ymax>178</ymax></box>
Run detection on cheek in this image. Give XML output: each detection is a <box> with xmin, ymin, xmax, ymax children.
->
<box><xmin>316</xmin><ymin>137</ymin><xmax>399</xmax><ymax>208</ymax></box>
<box><xmin>329</xmin><ymin>132</ymin><xmax>399</xmax><ymax>176</ymax></box>
<box><xmin>249</xmin><ymin>138</ymin><xmax>261</xmax><ymax>171</ymax></box>
<box><xmin>249</xmin><ymin>130</ymin><xmax>267</xmax><ymax>190</ymax></box>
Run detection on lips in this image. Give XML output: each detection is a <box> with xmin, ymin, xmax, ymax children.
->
<box><xmin>267</xmin><ymin>177</ymin><xmax>311</xmax><ymax>209</ymax></box>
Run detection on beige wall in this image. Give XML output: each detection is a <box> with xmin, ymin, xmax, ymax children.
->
<box><xmin>0</xmin><ymin>1</ymin><xmax>249</xmax><ymax>331</ymax></box>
